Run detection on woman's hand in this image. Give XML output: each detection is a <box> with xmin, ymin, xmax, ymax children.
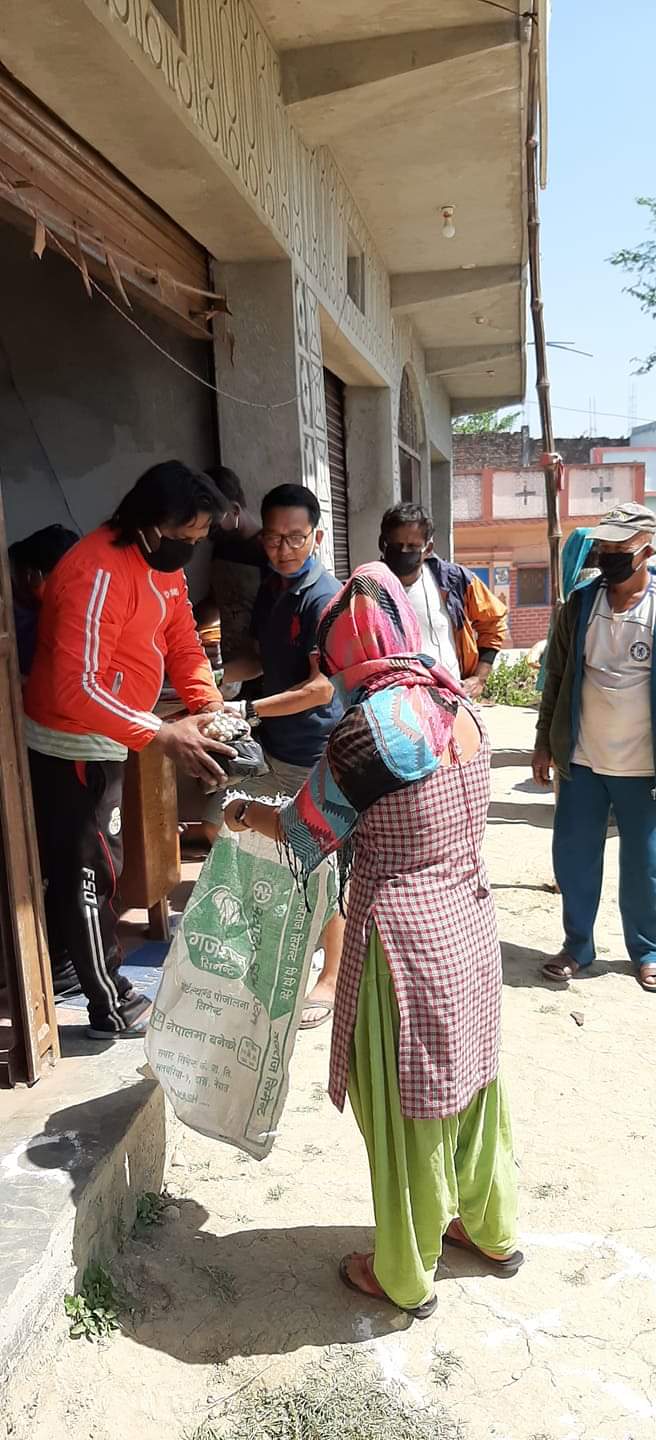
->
<box><xmin>224</xmin><ymin>798</ymin><xmax>283</xmax><ymax>842</ymax></box>
<box><xmin>224</xmin><ymin>799</ymin><xmax>248</xmax><ymax>832</ymax></box>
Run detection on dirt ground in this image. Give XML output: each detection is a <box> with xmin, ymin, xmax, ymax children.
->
<box><xmin>8</xmin><ymin>705</ymin><xmax>656</xmax><ymax>1440</ymax></box>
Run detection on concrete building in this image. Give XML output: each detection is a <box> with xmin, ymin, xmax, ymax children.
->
<box><xmin>0</xmin><ymin>1</ymin><xmax>539</xmax><ymax>1083</ymax></box>
<box><xmin>0</xmin><ymin>3</ymin><xmax>544</xmax><ymax>1392</ymax></box>
<box><xmin>453</xmin><ymin>427</ymin><xmax>645</xmax><ymax>647</ymax></box>
<box><xmin>592</xmin><ymin>421</ymin><xmax>656</xmax><ymax>511</ymax></box>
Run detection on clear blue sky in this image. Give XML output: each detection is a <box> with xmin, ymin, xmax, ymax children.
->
<box><xmin>520</xmin><ymin>0</ymin><xmax>656</xmax><ymax>439</ymax></box>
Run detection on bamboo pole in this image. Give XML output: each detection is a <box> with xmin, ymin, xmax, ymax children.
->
<box><xmin>526</xmin><ymin>5</ymin><xmax>562</xmax><ymax>606</ymax></box>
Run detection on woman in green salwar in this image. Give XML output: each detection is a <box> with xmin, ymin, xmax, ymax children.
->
<box><xmin>226</xmin><ymin>564</ymin><xmax>521</xmax><ymax>1318</ymax></box>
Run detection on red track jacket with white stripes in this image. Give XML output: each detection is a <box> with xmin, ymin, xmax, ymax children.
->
<box><xmin>24</xmin><ymin>525</ymin><xmax>220</xmax><ymax>750</ymax></box>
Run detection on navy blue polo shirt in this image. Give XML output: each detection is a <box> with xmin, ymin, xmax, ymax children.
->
<box><xmin>251</xmin><ymin>559</ymin><xmax>343</xmax><ymax>766</ymax></box>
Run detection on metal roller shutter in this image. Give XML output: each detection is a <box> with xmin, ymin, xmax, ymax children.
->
<box><xmin>323</xmin><ymin>367</ymin><xmax>351</xmax><ymax>581</ymax></box>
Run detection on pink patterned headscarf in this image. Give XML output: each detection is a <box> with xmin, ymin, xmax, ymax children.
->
<box><xmin>316</xmin><ymin>562</ymin><xmax>463</xmax><ymax>704</ymax></box>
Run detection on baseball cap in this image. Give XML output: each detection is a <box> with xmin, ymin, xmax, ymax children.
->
<box><xmin>589</xmin><ymin>502</ymin><xmax>656</xmax><ymax>543</ymax></box>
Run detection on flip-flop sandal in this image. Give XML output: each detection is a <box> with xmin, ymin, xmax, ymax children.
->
<box><xmin>443</xmin><ymin>1225</ymin><xmax>524</xmax><ymax>1277</ymax></box>
<box><xmin>541</xmin><ymin>954</ymin><xmax>581</xmax><ymax>984</ymax></box>
<box><xmin>339</xmin><ymin>1253</ymin><xmax>437</xmax><ymax>1320</ymax></box>
<box><xmin>300</xmin><ymin>1000</ymin><xmax>334</xmax><ymax>1031</ymax></box>
<box><xmin>638</xmin><ymin>965</ymin><xmax>656</xmax><ymax>993</ymax></box>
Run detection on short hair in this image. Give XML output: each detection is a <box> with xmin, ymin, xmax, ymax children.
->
<box><xmin>9</xmin><ymin>524</ymin><xmax>78</xmax><ymax>575</ymax></box>
<box><xmin>205</xmin><ymin>465</ymin><xmax>245</xmax><ymax>508</ymax></box>
<box><xmin>109</xmin><ymin>461</ymin><xmax>226</xmax><ymax>546</ymax></box>
<box><xmin>261</xmin><ymin>483</ymin><xmax>321</xmax><ymax>528</ymax></box>
<box><xmin>380</xmin><ymin>502</ymin><xmax>434</xmax><ymax>544</ymax></box>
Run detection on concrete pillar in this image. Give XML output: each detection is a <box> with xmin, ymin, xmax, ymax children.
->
<box><xmin>211</xmin><ymin>259</ymin><xmax>334</xmax><ymax>563</ymax></box>
<box><xmin>344</xmin><ymin>386</ymin><xmax>396</xmax><ymax>567</ymax></box>
<box><xmin>431</xmin><ymin>458</ymin><xmax>453</xmax><ymax>560</ymax></box>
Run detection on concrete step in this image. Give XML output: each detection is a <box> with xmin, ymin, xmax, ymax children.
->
<box><xmin>0</xmin><ymin>1022</ymin><xmax>166</xmax><ymax>1414</ymax></box>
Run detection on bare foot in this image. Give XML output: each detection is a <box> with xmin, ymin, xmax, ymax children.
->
<box><xmin>639</xmin><ymin>963</ymin><xmax>656</xmax><ymax>991</ymax></box>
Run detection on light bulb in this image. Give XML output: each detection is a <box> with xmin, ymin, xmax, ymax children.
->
<box><xmin>441</xmin><ymin>206</ymin><xmax>456</xmax><ymax>240</ymax></box>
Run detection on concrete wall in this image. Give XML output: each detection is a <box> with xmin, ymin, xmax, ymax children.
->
<box><xmin>212</xmin><ymin>260</ymin><xmax>301</xmax><ymax>510</ymax></box>
<box><xmin>0</xmin><ymin>219</ymin><xmax>217</xmax><ymax>601</ymax></box>
<box><xmin>344</xmin><ymin>386</ymin><xmax>395</xmax><ymax>567</ymax></box>
<box><xmin>0</xmin><ymin>0</ymin><xmax>455</xmax><ymax>577</ymax></box>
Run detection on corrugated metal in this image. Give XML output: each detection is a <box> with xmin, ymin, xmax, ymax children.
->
<box><xmin>323</xmin><ymin>368</ymin><xmax>351</xmax><ymax>581</ymax></box>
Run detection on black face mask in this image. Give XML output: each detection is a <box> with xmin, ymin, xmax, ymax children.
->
<box><xmin>139</xmin><ymin>530</ymin><xmax>196</xmax><ymax>573</ymax></box>
<box><xmin>383</xmin><ymin>543</ymin><xmax>424</xmax><ymax>579</ymax></box>
<box><xmin>598</xmin><ymin>546</ymin><xmax>645</xmax><ymax>586</ymax></box>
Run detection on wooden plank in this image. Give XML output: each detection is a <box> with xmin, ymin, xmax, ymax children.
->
<box><xmin>0</xmin><ymin>488</ymin><xmax>59</xmax><ymax>1081</ymax></box>
<box><xmin>120</xmin><ymin>746</ymin><xmax>180</xmax><ymax>915</ymax></box>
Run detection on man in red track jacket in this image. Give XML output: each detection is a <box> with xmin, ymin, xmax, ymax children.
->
<box><xmin>24</xmin><ymin>461</ymin><xmax>234</xmax><ymax>1040</ymax></box>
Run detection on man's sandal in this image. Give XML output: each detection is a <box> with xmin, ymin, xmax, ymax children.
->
<box><xmin>541</xmin><ymin>952</ymin><xmax>582</xmax><ymax>984</ymax></box>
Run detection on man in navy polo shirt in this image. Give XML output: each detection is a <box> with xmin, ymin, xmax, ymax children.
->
<box><xmin>206</xmin><ymin>483</ymin><xmax>344</xmax><ymax>1028</ymax></box>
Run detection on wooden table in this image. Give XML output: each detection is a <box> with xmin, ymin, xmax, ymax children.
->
<box><xmin>119</xmin><ymin>740</ymin><xmax>180</xmax><ymax>940</ymax></box>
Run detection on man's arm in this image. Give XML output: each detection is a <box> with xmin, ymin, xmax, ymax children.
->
<box><xmin>251</xmin><ymin>652</ymin><xmax>333</xmax><ymax>717</ymax></box>
<box><xmin>462</xmin><ymin>574</ymin><xmax>508</xmax><ymax>698</ymax></box>
<box><xmin>222</xmin><ymin>640</ymin><xmax>263</xmax><ymax>684</ymax></box>
<box><xmin>228</xmin><ymin>587</ymin><xmax>336</xmax><ymax>717</ymax></box>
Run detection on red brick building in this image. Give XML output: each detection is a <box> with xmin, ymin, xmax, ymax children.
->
<box><xmin>453</xmin><ymin>428</ymin><xmax>645</xmax><ymax>647</ymax></box>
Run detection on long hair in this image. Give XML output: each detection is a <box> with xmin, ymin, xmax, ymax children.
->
<box><xmin>109</xmin><ymin>461</ymin><xmax>226</xmax><ymax>546</ymax></box>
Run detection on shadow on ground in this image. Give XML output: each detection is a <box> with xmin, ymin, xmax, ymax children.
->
<box><xmin>488</xmin><ymin>801</ymin><xmax>554</xmax><ymax>829</ymax></box>
<box><xmin>490</xmin><ymin>749</ymin><xmax>533</xmax><ymax>770</ymax></box>
<box><xmin>501</xmin><ymin>940</ymin><xmax>635</xmax><ymax>988</ymax></box>
<box><xmin>109</xmin><ymin>1208</ymin><xmax>513</xmax><ymax>1367</ymax></box>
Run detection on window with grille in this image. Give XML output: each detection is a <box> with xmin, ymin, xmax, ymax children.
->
<box><xmin>346</xmin><ymin>231</ymin><xmax>365</xmax><ymax>314</ymax></box>
<box><xmin>397</xmin><ymin>367</ymin><xmax>423</xmax><ymax>503</ymax></box>
<box><xmin>516</xmin><ymin>567</ymin><xmax>549</xmax><ymax>607</ymax></box>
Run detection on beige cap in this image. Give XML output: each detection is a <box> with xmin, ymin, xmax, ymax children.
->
<box><xmin>589</xmin><ymin>502</ymin><xmax>656</xmax><ymax>542</ymax></box>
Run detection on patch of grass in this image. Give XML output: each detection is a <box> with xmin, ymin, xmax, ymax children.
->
<box><xmin>186</xmin><ymin>1425</ymin><xmax>220</xmax><ymax>1440</ymax></box>
<box><xmin>562</xmin><ymin>1267</ymin><xmax>587</xmax><ymax>1287</ymax></box>
<box><xmin>205</xmin><ymin>1267</ymin><xmax>239</xmax><ymax>1304</ymax></box>
<box><xmin>484</xmin><ymin>656</ymin><xmax>539</xmax><ymax>708</ymax></box>
<box><xmin>530</xmin><ymin>1181</ymin><xmax>568</xmax><ymax>1201</ymax></box>
<box><xmin>209</xmin><ymin>1363</ymin><xmax>461</xmax><ymax>1439</ymax></box>
<box><xmin>265</xmin><ymin>1184</ymin><xmax>286</xmax><ymax>1203</ymax></box>
<box><xmin>431</xmin><ymin>1349</ymin><xmax>464</xmax><ymax>1389</ymax></box>
<box><xmin>133</xmin><ymin>1191</ymin><xmax>166</xmax><ymax>1234</ymax></box>
<box><xmin>64</xmin><ymin>1263</ymin><xmax>121</xmax><ymax>1342</ymax></box>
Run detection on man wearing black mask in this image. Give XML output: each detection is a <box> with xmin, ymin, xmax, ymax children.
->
<box><xmin>533</xmin><ymin>502</ymin><xmax>656</xmax><ymax>994</ymax></box>
<box><xmin>379</xmin><ymin>502</ymin><xmax>507</xmax><ymax>699</ymax></box>
<box><xmin>24</xmin><ymin>462</ymin><xmax>237</xmax><ymax>1039</ymax></box>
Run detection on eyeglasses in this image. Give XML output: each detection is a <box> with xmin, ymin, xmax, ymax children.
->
<box><xmin>261</xmin><ymin>528</ymin><xmax>314</xmax><ymax>551</ymax></box>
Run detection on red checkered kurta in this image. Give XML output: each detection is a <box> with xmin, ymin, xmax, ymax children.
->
<box><xmin>329</xmin><ymin>728</ymin><xmax>501</xmax><ymax>1120</ymax></box>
